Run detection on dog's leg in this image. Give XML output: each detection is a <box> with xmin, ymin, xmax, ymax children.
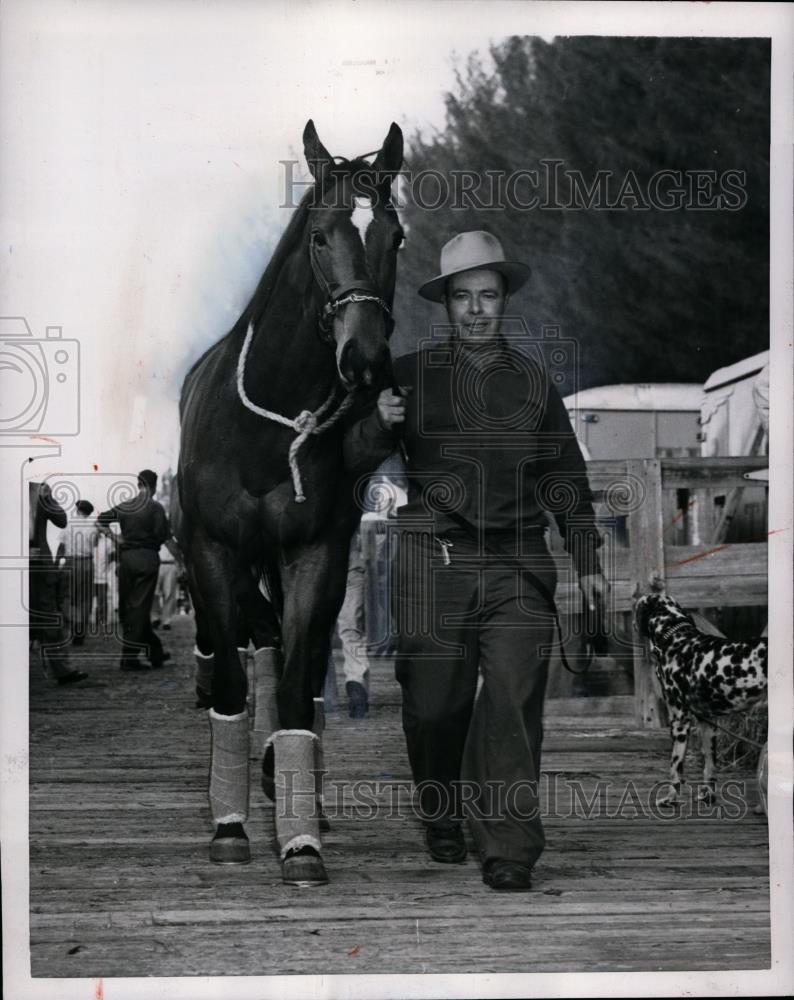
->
<box><xmin>659</xmin><ymin>710</ymin><xmax>690</xmax><ymax>805</ymax></box>
<box><xmin>697</xmin><ymin>721</ymin><xmax>717</xmax><ymax>804</ymax></box>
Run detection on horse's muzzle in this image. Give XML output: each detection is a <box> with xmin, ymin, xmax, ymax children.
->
<box><xmin>337</xmin><ymin>336</ymin><xmax>390</xmax><ymax>390</ymax></box>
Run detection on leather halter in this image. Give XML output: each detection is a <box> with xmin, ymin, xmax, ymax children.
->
<box><xmin>309</xmin><ymin>230</ymin><xmax>392</xmax><ymax>345</ymax></box>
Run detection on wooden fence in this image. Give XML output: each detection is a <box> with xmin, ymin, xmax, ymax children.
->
<box><xmin>360</xmin><ymin>456</ymin><xmax>768</xmax><ymax>729</ymax></box>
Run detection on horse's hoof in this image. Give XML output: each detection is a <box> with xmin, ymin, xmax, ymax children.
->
<box><xmin>195</xmin><ymin>687</ymin><xmax>212</xmax><ymax>710</ymax></box>
<box><xmin>282</xmin><ymin>846</ymin><xmax>328</xmax><ymax>887</ymax></box>
<box><xmin>261</xmin><ymin>744</ymin><xmax>275</xmax><ymax>802</ymax></box>
<box><xmin>210</xmin><ymin>823</ymin><xmax>251</xmax><ymax>865</ymax></box>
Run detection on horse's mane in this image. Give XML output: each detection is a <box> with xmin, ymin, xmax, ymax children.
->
<box><xmin>182</xmin><ymin>156</ymin><xmax>375</xmax><ymax>387</ymax></box>
<box><xmin>242</xmin><ymin>155</ymin><xmax>378</xmax><ymax>326</ymax></box>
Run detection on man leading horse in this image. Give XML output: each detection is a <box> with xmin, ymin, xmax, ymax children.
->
<box><xmin>345</xmin><ymin>230</ymin><xmax>608</xmax><ymax>892</ymax></box>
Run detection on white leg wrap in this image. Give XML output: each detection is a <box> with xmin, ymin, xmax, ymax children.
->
<box><xmin>208</xmin><ymin>709</ymin><xmax>250</xmax><ymax>826</ymax></box>
<box><xmin>194</xmin><ymin>647</ymin><xmax>214</xmax><ymax>699</ymax></box>
<box><xmin>251</xmin><ymin>647</ymin><xmax>282</xmax><ymax>759</ymax></box>
<box><xmin>267</xmin><ymin>729</ymin><xmax>321</xmax><ymax>859</ymax></box>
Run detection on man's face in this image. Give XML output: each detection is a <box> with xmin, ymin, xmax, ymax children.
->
<box><xmin>445</xmin><ymin>268</ymin><xmax>507</xmax><ymax>340</ymax></box>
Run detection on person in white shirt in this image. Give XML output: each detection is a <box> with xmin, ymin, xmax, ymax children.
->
<box><xmin>155</xmin><ymin>542</ymin><xmax>180</xmax><ymax>630</ymax></box>
<box><xmin>333</xmin><ymin>471</ymin><xmax>407</xmax><ymax>718</ymax></box>
<box><xmin>57</xmin><ymin>499</ymin><xmax>98</xmax><ymax>646</ymax></box>
<box><xmin>93</xmin><ymin>521</ymin><xmax>117</xmax><ymax>629</ymax></box>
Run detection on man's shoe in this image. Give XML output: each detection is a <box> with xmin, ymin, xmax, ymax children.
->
<box><xmin>425</xmin><ymin>823</ymin><xmax>467</xmax><ymax>864</ymax></box>
<box><xmin>345</xmin><ymin>680</ymin><xmax>369</xmax><ymax>719</ymax></box>
<box><xmin>149</xmin><ymin>651</ymin><xmax>172</xmax><ymax>669</ymax></box>
<box><xmin>482</xmin><ymin>859</ymin><xmax>533</xmax><ymax>891</ymax></box>
<box><xmin>209</xmin><ymin>822</ymin><xmax>250</xmax><ymax>865</ymax></box>
<box><xmin>57</xmin><ymin>670</ymin><xmax>88</xmax><ymax>686</ymax></box>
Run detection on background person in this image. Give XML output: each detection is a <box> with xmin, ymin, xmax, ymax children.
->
<box><xmin>97</xmin><ymin>470</ymin><xmax>171</xmax><ymax>671</ymax></box>
<box><xmin>330</xmin><ymin>469</ymin><xmax>407</xmax><ymax>719</ymax></box>
<box><xmin>93</xmin><ymin>522</ymin><xmax>116</xmax><ymax>630</ymax></box>
<box><xmin>334</xmin><ymin>525</ymin><xmax>372</xmax><ymax>719</ymax></box>
<box><xmin>59</xmin><ymin>499</ymin><xmax>98</xmax><ymax>646</ymax></box>
<box><xmin>154</xmin><ymin>540</ymin><xmax>181</xmax><ymax>631</ymax></box>
<box><xmin>29</xmin><ymin>482</ymin><xmax>88</xmax><ymax>686</ymax></box>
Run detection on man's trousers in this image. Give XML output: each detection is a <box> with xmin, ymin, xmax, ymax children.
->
<box><xmin>118</xmin><ymin>548</ymin><xmax>163</xmax><ymax>666</ymax></box>
<box><xmin>68</xmin><ymin>555</ymin><xmax>94</xmax><ymax>642</ymax></box>
<box><xmin>392</xmin><ymin>527</ymin><xmax>557</xmax><ymax>870</ymax></box>
<box><xmin>29</xmin><ymin>556</ymin><xmax>73</xmax><ymax>680</ymax></box>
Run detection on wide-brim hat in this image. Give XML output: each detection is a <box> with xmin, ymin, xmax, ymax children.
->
<box><xmin>418</xmin><ymin>230</ymin><xmax>531</xmax><ymax>302</ymax></box>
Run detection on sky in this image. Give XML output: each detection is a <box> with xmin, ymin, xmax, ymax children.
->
<box><xmin>2</xmin><ymin>0</ymin><xmax>505</xmax><ymax>491</ymax></box>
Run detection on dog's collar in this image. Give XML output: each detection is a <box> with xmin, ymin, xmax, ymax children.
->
<box><xmin>654</xmin><ymin>619</ymin><xmax>695</xmax><ymax>645</ymax></box>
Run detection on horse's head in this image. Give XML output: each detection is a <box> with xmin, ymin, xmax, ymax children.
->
<box><xmin>303</xmin><ymin>120</ymin><xmax>404</xmax><ymax>390</ymax></box>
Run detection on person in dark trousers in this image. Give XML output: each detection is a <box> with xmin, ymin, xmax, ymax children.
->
<box><xmin>344</xmin><ymin>231</ymin><xmax>608</xmax><ymax>892</ymax></box>
<box><xmin>59</xmin><ymin>499</ymin><xmax>97</xmax><ymax>646</ymax></box>
<box><xmin>93</xmin><ymin>523</ymin><xmax>115</xmax><ymax>630</ymax></box>
<box><xmin>29</xmin><ymin>482</ymin><xmax>88</xmax><ymax>685</ymax></box>
<box><xmin>97</xmin><ymin>470</ymin><xmax>171</xmax><ymax>671</ymax></box>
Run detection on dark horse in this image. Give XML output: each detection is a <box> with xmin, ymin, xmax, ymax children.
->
<box><xmin>176</xmin><ymin>120</ymin><xmax>403</xmax><ymax>884</ymax></box>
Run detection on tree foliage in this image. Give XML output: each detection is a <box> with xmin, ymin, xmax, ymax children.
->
<box><xmin>392</xmin><ymin>36</ymin><xmax>770</xmax><ymax>390</ymax></box>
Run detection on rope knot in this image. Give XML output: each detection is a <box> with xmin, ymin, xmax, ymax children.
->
<box><xmin>294</xmin><ymin>410</ymin><xmax>318</xmax><ymax>435</ymax></box>
<box><xmin>236</xmin><ymin>321</ymin><xmax>358</xmax><ymax>503</ymax></box>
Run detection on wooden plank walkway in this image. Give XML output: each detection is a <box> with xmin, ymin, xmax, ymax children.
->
<box><xmin>29</xmin><ymin>616</ymin><xmax>770</xmax><ymax>978</ymax></box>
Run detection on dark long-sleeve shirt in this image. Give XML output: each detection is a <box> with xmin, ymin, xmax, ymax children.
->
<box><xmin>29</xmin><ymin>483</ymin><xmax>67</xmax><ymax>558</ymax></box>
<box><xmin>97</xmin><ymin>492</ymin><xmax>169</xmax><ymax>552</ymax></box>
<box><xmin>344</xmin><ymin>340</ymin><xmax>602</xmax><ymax>577</ymax></box>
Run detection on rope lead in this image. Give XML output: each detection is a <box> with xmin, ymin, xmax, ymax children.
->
<box><xmin>236</xmin><ymin>321</ymin><xmax>355</xmax><ymax>502</ymax></box>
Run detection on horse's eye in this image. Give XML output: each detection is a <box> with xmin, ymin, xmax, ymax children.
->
<box><xmin>393</xmin><ymin>231</ymin><xmax>405</xmax><ymax>250</ymax></box>
<box><xmin>312</xmin><ymin>230</ymin><xmax>327</xmax><ymax>248</ymax></box>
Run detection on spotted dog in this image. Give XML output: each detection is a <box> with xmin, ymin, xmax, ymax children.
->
<box><xmin>634</xmin><ymin>591</ymin><xmax>767</xmax><ymax>805</ymax></box>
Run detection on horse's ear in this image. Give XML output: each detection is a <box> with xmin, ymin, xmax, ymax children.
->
<box><xmin>371</xmin><ymin>122</ymin><xmax>404</xmax><ymax>184</ymax></box>
<box><xmin>303</xmin><ymin>119</ymin><xmax>333</xmax><ymax>184</ymax></box>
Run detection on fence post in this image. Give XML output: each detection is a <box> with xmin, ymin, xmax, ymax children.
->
<box><xmin>628</xmin><ymin>458</ymin><xmax>666</xmax><ymax>729</ymax></box>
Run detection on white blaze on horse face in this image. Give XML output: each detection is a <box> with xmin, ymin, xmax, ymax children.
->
<box><xmin>350</xmin><ymin>197</ymin><xmax>374</xmax><ymax>249</ymax></box>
